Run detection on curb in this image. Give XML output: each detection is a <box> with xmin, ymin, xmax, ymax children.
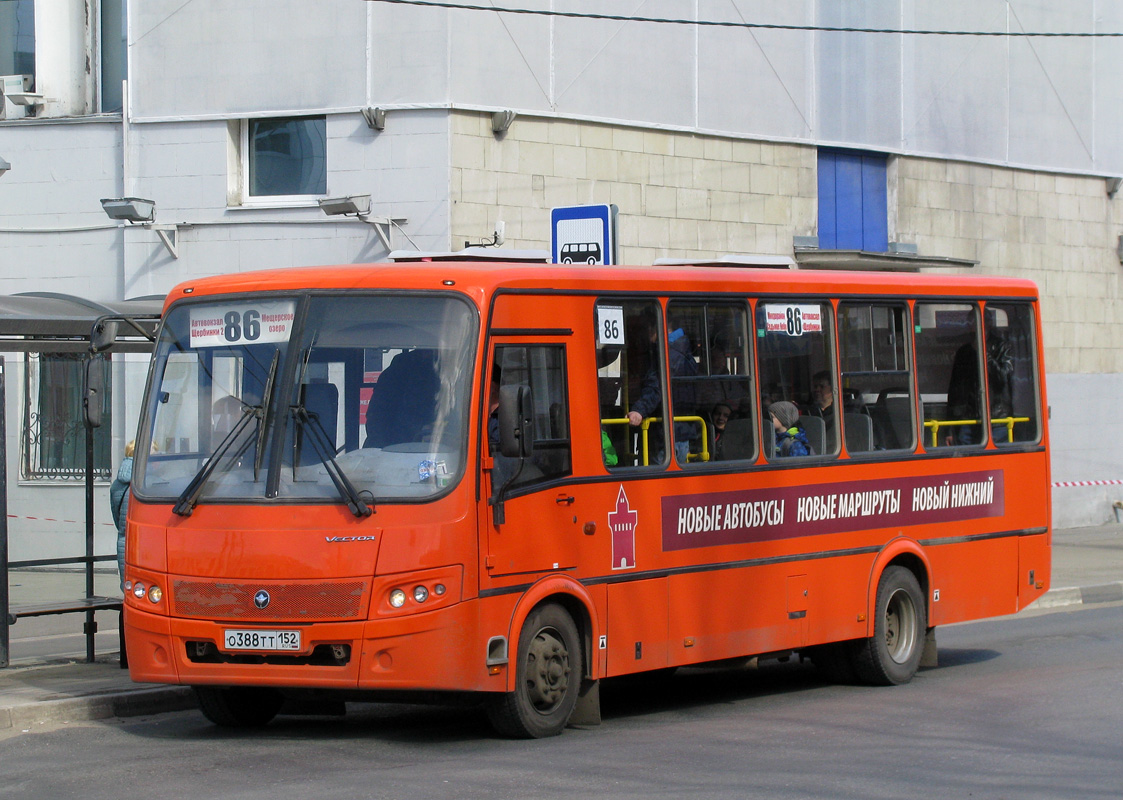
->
<box><xmin>0</xmin><ymin>686</ymin><xmax>196</xmax><ymax>731</ymax></box>
<box><xmin>1027</xmin><ymin>581</ymin><xmax>1123</xmax><ymax>611</ymax></box>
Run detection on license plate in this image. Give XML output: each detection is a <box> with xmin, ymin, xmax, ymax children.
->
<box><xmin>223</xmin><ymin>629</ymin><xmax>301</xmax><ymax>651</ymax></box>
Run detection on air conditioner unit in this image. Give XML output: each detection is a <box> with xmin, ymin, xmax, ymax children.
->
<box><xmin>0</xmin><ymin>75</ymin><xmax>33</xmax><ymax>120</ymax></box>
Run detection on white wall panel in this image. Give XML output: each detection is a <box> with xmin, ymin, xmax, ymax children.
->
<box><xmin>1007</xmin><ymin>1</ymin><xmax>1096</xmax><ymax>172</ymax></box>
<box><xmin>0</xmin><ymin>122</ymin><xmax>120</xmax><ymax>226</ymax></box>
<box><xmin>130</xmin><ymin>0</ymin><xmax>367</xmax><ymax>118</ymax></box>
<box><xmin>369</xmin><ymin>2</ymin><xmax>450</xmax><ymax>106</ymax></box>
<box><xmin>815</xmin><ymin>0</ymin><xmax>902</xmax><ymax>148</ymax></box>
<box><xmin>448</xmin><ymin>1</ymin><xmax>552</xmax><ymax>112</ymax></box>
<box><xmin>903</xmin><ymin>0</ymin><xmax>1009</xmax><ymax>163</ymax></box>
<box><xmin>697</xmin><ymin>0</ymin><xmax>814</xmax><ymax>139</ymax></box>
<box><xmin>550</xmin><ymin>0</ymin><xmax>695</xmax><ymax>126</ymax></box>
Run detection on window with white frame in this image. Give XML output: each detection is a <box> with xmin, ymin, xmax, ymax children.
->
<box><xmin>100</xmin><ymin>0</ymin><xmax>127</xmax><ymax>112</ymax></box>
<box><xmin>241</xmin><ymin>116</ymin><xmax>327</xmax><ymax>201</ymax></box>
<box><xmin>0</xmin><ymin>0</ymin><xmax>35</xmax><ymax>77</ymax></box>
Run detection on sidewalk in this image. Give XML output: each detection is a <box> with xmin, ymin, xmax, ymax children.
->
<box><xmin>2</xmin><ymin>524</ymin><xmax>1121</xmax><ymax>732</ymax></box>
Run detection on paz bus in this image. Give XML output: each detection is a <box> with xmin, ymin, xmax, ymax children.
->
<box><xmin>123</xmin><ymin>258</ymin><xmax>1050</xmax><ymax>738</ymax></box>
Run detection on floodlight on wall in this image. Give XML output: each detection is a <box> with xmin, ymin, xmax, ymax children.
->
<box><xmin>319</xmin><ymin>194</ymin><xmax>407</xmax><ymax>250</ymax></box>
<box><xmin>1107</xmin><ymin>177</ymin><xmax>1122</xmax><ymax>198</ymax></box>
<box><xmin>0</xmin><ymin>156</ymin><xmax>9</xmax><ymax>177</ymax></box>
<box><xmin>362</xmin><ymin>107</ymin><xmax>386</xmax><ymax>131</ymax></box>
<box><xmin>319</xmin><ymin>194</ymin><xmax>372</xmax><ymax>217</ymax></box>
<box><xmin>491</xmin><ymin>110</ymin><xmax>516</xmax><ymax>136</ymax></box>
<box><xmin>99</xmin><ymin>197</ymin><xmax>179</xmax><ymax>259</ymax></box>
<box><xmin>100</xmin><ymin>197</ymin><xmax>155</xmax><ymax>223</ymax></box>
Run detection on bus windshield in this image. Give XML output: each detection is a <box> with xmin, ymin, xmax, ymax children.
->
<box><xmin>136</xmin><ymin>293</ymin><xmax>477</xmax><ymax>505</ymax></box>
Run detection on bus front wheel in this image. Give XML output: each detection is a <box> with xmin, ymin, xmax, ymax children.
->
<box><xmin>194</xmin><ymin>685</ymin><xmax>283</xmax><ymax>728</ymax></box>
<box><xmin>853</xmin><ymin>565</ymin><xmax>926</xmax><ymax>685</ymax></box>
<box><xmin>487</xmin><ymin>603</ymin><xmax>582</xmax><ymax>738</ymax></box>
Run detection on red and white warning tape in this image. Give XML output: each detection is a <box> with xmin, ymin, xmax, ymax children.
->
<box><xmin>1052</xmin><ymin>479</ymin><xmax>1123</xmax><ymax>488</ymax></box>
<box><xmin>8</xmin><ymin>513</ymin><xmax>116</xmax><ymax>527</ymax></box>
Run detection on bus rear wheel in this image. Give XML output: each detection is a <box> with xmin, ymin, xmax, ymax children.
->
<box><xmin>194</xmin><ymin>685</ymin><xmax>284</xmax><ymax>727</ymax></box>
<box><xmin>853</xmin><ymin>565</ymin><xmax>926</xmax><ymax>685</ymax></box>
<box><xmin>487</xmin><ymin>603</ymin><xmax>582</xmax><ymax>738</ymax></box>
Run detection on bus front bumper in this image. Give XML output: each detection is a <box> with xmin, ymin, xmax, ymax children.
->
<box><xmin>124</xmin><ymin>601</ymin><xmax>487</xmax><ymax>692</ymax></box>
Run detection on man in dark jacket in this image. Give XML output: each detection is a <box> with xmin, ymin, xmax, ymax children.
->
<box><xmin>627</xmin><ymin>327</ymin><xmax>698</xmax><ymax>462</ymax></box>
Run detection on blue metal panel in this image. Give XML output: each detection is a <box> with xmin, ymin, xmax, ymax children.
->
<box><xmin>861</xmin><ymin>156</ymin><xmax>889</xmax><ymax>251</ymax></box>
<box><xmin>834</xmin><ymin>152</ymin><xmax>865</xmax><ymax>250</ymax></box>
<box><xmin>817</xmin><ymin>154</ymin><xmax>837</xmax><ymax>249</ymax></box>
<box><xmin>817</xmin><ymin>150</ymin><xmax>888</xmax><ymax>252</ymax></box>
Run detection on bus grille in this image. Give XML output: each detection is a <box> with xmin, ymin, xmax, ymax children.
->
<box><xmin>172</xmin><ymin>580</ymin><xmax>368</xmax><ymax>620</ymax></box>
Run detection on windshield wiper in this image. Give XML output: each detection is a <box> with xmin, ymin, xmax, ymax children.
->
<box><xmin>292</xmin><ymin>404</ymin><xmax>374</xmax><ymax>518</ymax></box>
<box><xmin>173</xmin><ymin>404</ymin><xmax>259</xmax><ymax>517</ymax></box>
<box><xmin>253</xmin><ymin>351</ymin><xmax>281</xmax><ymax>481</ymax></box>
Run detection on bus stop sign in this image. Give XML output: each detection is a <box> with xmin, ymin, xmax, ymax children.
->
<box><xmin>551</xmin><ymin>204</ymin><xmax>618</xmax><ymax>265</ymax></box>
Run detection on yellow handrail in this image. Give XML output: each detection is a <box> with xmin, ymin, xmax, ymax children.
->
<box><xmin>601</xmin><ymin>415</ymin><xmax>710</xmax><ymax>466</ymax></box>
<box><xmin>923</xmin><ymin>416</ymin><xmax>1030</xmax><ymax>447</ymax></box>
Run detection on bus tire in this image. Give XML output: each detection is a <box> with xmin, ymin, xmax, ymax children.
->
<box><xmin>487</xmin><ymin>603</ymin><xmax>582</xmax><ymax>738</ymax></box>
<box><xmin>853</xmin><ymin>565</ymin><xmax>926</xmax><ymax>686</ymax></box>
<box><xmin>194</xmin><ymin>685</ymin><xmax>284</xmax><ymax>728</ymax></box>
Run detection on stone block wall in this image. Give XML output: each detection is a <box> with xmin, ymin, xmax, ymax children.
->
<box><xmin>449</xmin><ymin>111</ymin><xmax>817</xmax><ymax>263</ymax></box>
<box><xmin>896</xmin><ymin>158</ymin><xmax>1123</xmax><ymax>376</ymax></box>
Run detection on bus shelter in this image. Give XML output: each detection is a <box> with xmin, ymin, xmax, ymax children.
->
<box><xmin>0</xmin><ymin>293</ymin><xmax>162</xmax><ymax>667</ymax></box>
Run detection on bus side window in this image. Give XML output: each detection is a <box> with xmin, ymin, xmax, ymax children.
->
<box><xmin>755</xmin><ymin>300</ymin><xmax>839</xmax><ymax>458</ymax></box>
<box><xmin>666</xmin><ymin>300</ymin><xmax>752</xmax><ymax>465</ymax></box>
<box><xmin>838</xmin><ymin>302</ymin><xmax>913</xmax><ymax>453</ymax></box>
<box><xmin>984</xmin><ymin>303</ymin><xmax>1040</xmax><ymax>445</ymax></box>
<box><xmin>915</xmin><ymin>303</ymin><xmax>982</xmax><ymax>449</ymax></box>
<box><xmin>492</xmin><ymin>344</ymin><xmax>572</xmax><ymax>489</ymax></box>
<box><xmin>595</xmin><ymin>300</ymin><xmax>667</xmax><ymax>468</ymax></box>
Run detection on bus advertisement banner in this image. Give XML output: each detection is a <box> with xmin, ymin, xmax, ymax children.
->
<box><xmin>660</xmin><ymin>470</ymin><xmax>1005</xmax><ymax>551</ymax></box>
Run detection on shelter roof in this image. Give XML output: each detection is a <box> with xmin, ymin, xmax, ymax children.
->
<box><xmin>0</xmin><ymin>293</ymin><xmax>163</xmax><ymax>353</ymax></box>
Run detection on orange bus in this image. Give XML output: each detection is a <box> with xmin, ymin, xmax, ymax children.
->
<box><xmin>123</xmin><ymin>260</ymin><xmax>1050</xmax><ymax>737</ymax></box>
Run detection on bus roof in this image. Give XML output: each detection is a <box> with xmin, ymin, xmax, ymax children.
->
<box><xmin>163</xmin><ymin>262</ymin><xmax>1039</xmax><ymax>312</ymax></box>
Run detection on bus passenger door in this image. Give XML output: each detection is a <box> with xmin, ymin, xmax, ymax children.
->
<box><xmin>484</xmin><ymin>343</ymin><xmax>578</xmax><ymax>576</ymax></box>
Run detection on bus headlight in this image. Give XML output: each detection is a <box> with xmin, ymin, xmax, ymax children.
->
<box><xmin>413</xmin><ymin>585</ymin><xmax>429</xmax><ymax>603</ymax></box>
<box><xmin>389</xmin><ymin>589</ymin><xmax>406</xmax><ymax>608</ymax></box>
<box><xmin>133</xmin><ymin>582</ymin><xmax>146</xmax><ymax>599</ymax></box>
<box><xmin>148</xmin><ymin>585</ymin><xmax>163</xmax><ymax>603</ymax></box>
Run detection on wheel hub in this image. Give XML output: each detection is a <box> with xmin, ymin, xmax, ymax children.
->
<box><xmin>525</xmin><ymin>627</ymin><xmax>570</xmax><ymax>712</ymax></box>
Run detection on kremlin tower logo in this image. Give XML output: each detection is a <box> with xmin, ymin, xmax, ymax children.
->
<box><xmin>608</xmin><ymin>486</ymin><xmax>637</xmax><ymax>570</ymax></box>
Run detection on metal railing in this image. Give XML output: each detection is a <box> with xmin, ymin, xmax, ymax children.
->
<box><xmin>922</xmin><ymin>416</ymin><xmax>1030</xmax><ymax>448</ymax></box>
<box><xmin>602</xmin><ymin>415</ymin><xmax>710</xmax><ymax>466</ymax></box>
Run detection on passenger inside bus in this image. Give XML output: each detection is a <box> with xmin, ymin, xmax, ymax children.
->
<box><xmin>364</xmin><ymin>349</ymin><xmax>440</xmax><ymax>448</ymax></box>
<box><xmin>769</xmin><ymin>401</ymin><xmax>812</xmax><ymax>457</ymax></box>
<box><xmin>806</xmin><ymin>371</ymin><xmax>836</xmax><ymax>436</ymax></box>
<box><xmin>710</xmin><ymin>402</ymin><xmax>732</xmax><ymax>461</ymax></box>
<box><xmin>627</xmin><ymin>322</ymin><xmax>699</xmax><ymax>463</ymax></box>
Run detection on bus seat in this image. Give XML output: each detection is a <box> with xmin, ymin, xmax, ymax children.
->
<box><xmin>844</xmin><ymin>412</ymin><xmax>873</xmax><ymax>453</ymax></box>
<box><xmin>873</xmin><ymin>389</ymin><xmax>914</xmax><ymax>450</ymax></box>
<box><xmin>365</xmin><ymin>349</ymin><xmax>439</xmax><ymax>447</ymax></box>
<box><xmin>798</xmin><ymin>415</ymin><xmax>825</xmax><ymax>455</ymax></box>
<box><xmin>298</xmin><ymin>382</ymin><xmax>339</xmax><ymax>465</ymax></box>
<box><xmin>720</xmin><ymin>418</ymin><xmax>755</xmax><ymax>461</ymax></box>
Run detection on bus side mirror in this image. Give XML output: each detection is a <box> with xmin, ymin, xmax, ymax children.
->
<box><xmin>83</xmin><ymin>357</ymin><xmax>104</xmax><ymax>428</ymax></box>
<box><xmin>498</xmin><ymin>384</ymin><xmax>534</xmax><ymax>458</ymax></box>
<box><xmin>90</xmin><ymin>319</ymin><xmax>119</xmax><ymax>354</ymax></box>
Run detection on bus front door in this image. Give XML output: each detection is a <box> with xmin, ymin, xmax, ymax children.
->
<box><xmin>484</xmin><ymin>342</ymin><xmax>577</xmax><ymax>577</ymax></box>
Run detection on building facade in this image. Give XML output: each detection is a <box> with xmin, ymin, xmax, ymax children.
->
<box><xmin>1</xmin><ymin>0</ymin><xmax>1122</xmax><ymax>560</ymax></box>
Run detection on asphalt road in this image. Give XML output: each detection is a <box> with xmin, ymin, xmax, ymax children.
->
<box><xmin>1</xmin><ymin>604</ymin><xmax>1121</xmax><ymax>800</ymax></box>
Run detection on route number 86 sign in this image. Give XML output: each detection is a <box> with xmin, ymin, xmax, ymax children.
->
<box><xmin>189</xmin><ymin>300</ymin><xmax>297</xmax><ymax>348</ymax></box>
<box><xmin>763</xmin><ymin>304</ymin><xmax>822</xmax><ymax>337</ymax></box>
